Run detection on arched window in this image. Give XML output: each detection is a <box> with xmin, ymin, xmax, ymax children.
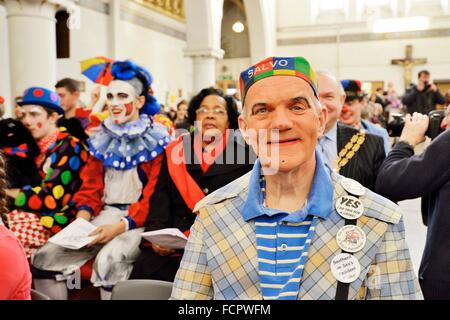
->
<box><xmin>55</xmin><ymin>10</ymin><xmax>70</xmax><ymax>59</ymax></box>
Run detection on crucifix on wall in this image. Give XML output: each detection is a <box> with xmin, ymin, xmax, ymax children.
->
<box><xmin>391</xmin><ymin>45</ymin><xmax>427</xmax><ymax>90</ymax></box>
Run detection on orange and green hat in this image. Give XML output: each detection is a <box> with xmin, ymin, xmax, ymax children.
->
<box><xmin>239</xmin><ymin>56</ymin><xmax>318</xmax><ymax>104</ymax></box>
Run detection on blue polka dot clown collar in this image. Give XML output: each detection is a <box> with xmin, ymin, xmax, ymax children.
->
<box><xmin>88</xmin><ymin>114</ymin><xmax>172</xmax><ymax>170</ymax></box>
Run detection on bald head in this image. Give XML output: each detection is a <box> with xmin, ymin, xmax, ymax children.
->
<box><xmin>316</xmin><ymin>70</ymin><xmax>346</xmax><ymax>133</ymax></box>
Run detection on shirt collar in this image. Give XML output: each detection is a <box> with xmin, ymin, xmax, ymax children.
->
<box><xmin>324</xmin><ymin>123</ymin><xmax>337</xmax><ymax>143</ymax></box>
<box><xmin>241</xmin><ymin>150</ymin><xmax>334</xmax><ymax>222</ymax></box>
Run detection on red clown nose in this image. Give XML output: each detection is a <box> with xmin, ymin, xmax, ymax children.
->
<box><xmin>342</xmin><ymin>105</ymin><xmax>349</xmax><ymax>113</ymax></box>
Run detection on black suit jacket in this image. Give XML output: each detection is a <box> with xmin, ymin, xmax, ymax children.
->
<box><xmin>336</xmin><ymin>123</ymin><xmax>386</xmax><ymax>191</ymax></box>
<box><xmin>131</xmin><ymin>131</ymin><xmax>255</xmax><ymax>281</ymax></box>
<box><xmin>375</xmin><ymin>130</ymin><xmax>450</xmax><ymax>288</ymax></box>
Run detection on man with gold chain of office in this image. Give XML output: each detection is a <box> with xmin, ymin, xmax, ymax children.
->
<box><xmin>317</xmin><ymin>71</ymin><xmax>386</xmax><ymax>191</ymax></box>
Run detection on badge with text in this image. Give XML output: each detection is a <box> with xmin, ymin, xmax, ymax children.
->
<box><xmin>331</xmin><ymin>253</ymin><xmax>361</xmax><ymax>283</ymax></box>
<box><xmin>336</xmin><ymin>225</ymin><xmax>367</xmax><ymax>253</ymax></box>
<box><xmin>340</xmin><ymin>177</ymin><xmax>366</xmax><ymax>196</ymax></box>
<box><xmin>335</xmin><ymin>195</ymin><xmax>364</xmax><ymax>220</ymax></box>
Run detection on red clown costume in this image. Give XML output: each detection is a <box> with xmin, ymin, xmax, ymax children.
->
<box><xmin>31</xmin><ymin>60</ymin><xmax>171</xmax><ymax>300</ymax></box>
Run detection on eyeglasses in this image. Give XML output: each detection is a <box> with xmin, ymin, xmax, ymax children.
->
<box><xmin>195</xmin><ymin>107</ymin><xmax>227</xmax><ymax>117</ymax></box>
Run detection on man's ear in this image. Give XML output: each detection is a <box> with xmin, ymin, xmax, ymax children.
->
<box><xmin>49</xmin><ymin>111</ymin><xmax>61</xmax><ymax>125</ymax></box>
<box><xmin>318</xmin><ymin>105</ymin><xmax>328</xmax><ymax>135</ymax></box>
<box><xmin>238</xmin><ymin>114</ymin><xmax>249</xmax><ymax>142</ymax></box>
<box><xmin>74</xmin><ymin>91</ymin><xmax>81</xmax><ymax>99</ymax></box>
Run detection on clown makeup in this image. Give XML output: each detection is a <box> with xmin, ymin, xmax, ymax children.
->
<box><xmin>340</xmin><ymin>98</ymin><xmax>364</xmax><ymax>129</ymax></box>
<box><xmin>106</xmin><ymin>80</ymin><xmax>142</xmax><ymax>125</ymax></box>
<box><xmin>20</xmin><ymin>105</ymin><xmax>58</xmax><ymax>141</ymax></box>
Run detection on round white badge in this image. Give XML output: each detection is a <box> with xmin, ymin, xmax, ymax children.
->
<box><xmin>331</xmin><ymin>253</ymin><xmax>361</xmax><ymax>283</ymax></box>
<box><xmin>335</xmin><ymin>195</ymin><xmax>364</xmax><ymax>220</ymax></box>
<box><xmin>340</xmin><ymin>177</ymin><xmax>366</xmax><ymax>196</ymax></box>
<box><xmin>336</xmin><ymin>225</ymin><xmax>367</xmax><ymax>253</ymax></box>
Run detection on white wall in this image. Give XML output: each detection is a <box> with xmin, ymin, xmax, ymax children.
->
<box><xmin>276</xmin><ymin>0</ymin><xmax>450</xmax><ymax>94</ymax></box>
<box><xmin>278</xmin><ymin>37</ymin><xmax>450</xmax><ymax>94</ymax></box>
<box><xmin>216</xmin><ymin>57</ymin><xmax>251</xmax><ymax>82</ymax></box>
<box><xmin>0</xmin><ymin>4</ymin><xmax>11</xmax><ymax>117</ymax></box>
<box><xmin>276</xmin><ymin>0</ymin><xmax>311</xmax><ymax>28</ymax></box>
<box><xmin>56</xmin><ymin>4</ymin><xmax>192</xmax><ymax>109</ymax></box>
<box><xmin>57</xmin><ymin>6</ymin><xmax>110</xmax><ymax>104</ymax></box>
<box><xmin>118</xmin><ymin>19</ymin><xmax>193</xmax><ymax>107</ymax></box>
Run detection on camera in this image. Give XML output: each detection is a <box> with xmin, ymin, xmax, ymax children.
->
<box><xmin>424</xmin><ymin>81</ymin><xmax>431</xmax><ymax>91</ymax></box>
<box><xmin>387</xmin><ymin>110</ymin><xmax>445</xmax><ymax>140</ymax></box>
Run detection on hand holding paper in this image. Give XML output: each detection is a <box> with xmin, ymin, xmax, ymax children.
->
<box><xmin>141</xmin><ymin>228</ymin><xmax>188</xmax><ymax>250</ymax></box>
<box><xmin>48</xmin><ymin>218</ymin><xmax>98</xmax><ymax>250</ymax></box>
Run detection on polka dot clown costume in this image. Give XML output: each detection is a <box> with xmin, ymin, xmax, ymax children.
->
<box><xmin>31</xmin><ymin>60</ymin><xmax>172</xmax><ymax>299</ymax></box>
<box><xmin>7</xmin><ymin>87</ymin><xmax>88</xmax><ymax>258</ymax></box>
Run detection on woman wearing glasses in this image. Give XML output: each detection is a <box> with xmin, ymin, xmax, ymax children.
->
<box><xmin>130</xmin><ymin>87</ymin><xmax>255</xmax><ymax>281</ymax></box>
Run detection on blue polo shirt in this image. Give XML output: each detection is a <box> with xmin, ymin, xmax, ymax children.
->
<box><xmin>242</xmin><ymin>151</ymin><xmax>333</xmax><ymax>300</ymax></box>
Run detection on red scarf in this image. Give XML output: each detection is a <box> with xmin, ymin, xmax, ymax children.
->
<box><xmin>165</xmin><ymin>135</ymin><xmax>205</xmax><ymax>211</ymax></box>
<box><xmin>35</xmin><ymin>130</ymin><xmax>59</xmax><ymax>168</ymax></box>
<box><xmin>193</xmin><ymin>131</ymin><xmax>230</xmax><ymax>173</ymax></box>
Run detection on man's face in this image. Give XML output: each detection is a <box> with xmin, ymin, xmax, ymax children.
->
<box><xmin>317</xmin><ymin>73</ymin><xmax>345</xmax><ymax>132</ymax></box>
<box><xmin>106</xmin><ymin>80</ymin><xmax>143</xmax><ymax>125</ymax></box>
<box><xmin>239</xmin><ymin>76</ymin><xmax>326</xmax><ymax>173</ymax></box>
<box><xmin>19</xmin><ymin>105</ymin><xmax>57</xmax><ymax>140</ymax></box>
<box><xmin>56</xmin><ymin>87</ymin><xmax>79</xmax><ymax>114</ymax></box>
<box><xmin>340</xmin><ymin>98</ymin><xmax>364</xmax><ymax>128</ymax></box>
<box><xmin>419</xmin><ymin>73</ymin><xmax>430</xmax><ymax>85</ymax></box>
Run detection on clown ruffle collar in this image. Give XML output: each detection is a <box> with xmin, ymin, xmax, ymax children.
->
<box><xmin>88</xmin><ymin>114</ymin><xmax>171</xmax><ymax>170</ymax></box>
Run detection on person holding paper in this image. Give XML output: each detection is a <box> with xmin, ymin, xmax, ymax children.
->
<box><xmin>171</xmin><ymin>57</ymin><xmax>422</xmax><ymax>300</ymax></box>
<box><xmin>31</xmin><ymin>60</ymin><xmax>171</xmax><ymax>300</ymax></box>
<box><xmin>5</xmin><ymin>87</ymin><xmax>88</xmax><ymax>258</ymax></box>
<box><xmin>130</xmin><ymin>87</ymin><xmax>255</xmax><ymax>282</ymax></box>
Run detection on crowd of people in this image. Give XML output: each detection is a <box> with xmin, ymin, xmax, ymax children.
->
<box><xmin>0</xmin><ymin>56</ymin><xmax>449</xmax><ymax>300</ymax></box>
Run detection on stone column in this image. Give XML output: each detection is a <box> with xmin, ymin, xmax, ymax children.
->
<box><xmin>185</xmin><ymin>49</ymin><xmax>224</xmax><ymax>93</ymax></box>
<box><xmin>243</xmin><ymin>0</ymin><xmax>276</xmax><ymax>64</ymax></box>
<box><xmin>109</xmin><ymin>0</ymin><xmax>121</xmax><ymax>59</ymax></box>
<box><xmin>0</xmin><ymin>4</ymin><xmax>12</xmax><ymax>116</ymax></box>
<box><xmin>4</xmin><ymin>0</ymin><xmax>59</xmax><ymax>99</ymax></box>
<box><xmin>184</xmin><ymin>0</ymin><xmax>224</xmax><ymax>92</ymax></box>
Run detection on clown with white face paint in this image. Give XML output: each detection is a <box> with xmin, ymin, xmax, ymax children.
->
<box><xmin>106</xmin><ymin>79</ymin><xmax>144</xmax><ymax>125</ymax></box>
<box><xmin>32</xmin><ymin>60</ymin><xmax>172</xmax><ymax>300</ymax></box>
<box><xmin>4</xmin><ymin>87</ymin><xmax>88</xmax><ymax>259</ymax></box>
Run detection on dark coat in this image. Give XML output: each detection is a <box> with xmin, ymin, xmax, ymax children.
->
<box><xmin>375</xmin><ymin>129</ymin><xmax>450</xmax><ymax>298</ymax></box>
<box><xmin>130</xmin><ymin>131</ymin><xmax>256</xmax><ymax>281</ymax></box>
<box><xmin>0</xmin><ymin>118</ymin><xmax>41</xmax><ymax>189</ymax></box>
<box><xmin>337</xmin><ymin>123</ymin><xmax>386</xmax><ymax>191</ymax></box>
<box><xmin>402</xmin><ymin>84</ymin><xmax>446</xmax><ymax>115</ymax></box>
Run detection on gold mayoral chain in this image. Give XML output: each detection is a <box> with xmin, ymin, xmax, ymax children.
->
<box><xmin>332</xmin><ymin>132</ymin><xmax>366</xmax><ymax>172</ymax></box>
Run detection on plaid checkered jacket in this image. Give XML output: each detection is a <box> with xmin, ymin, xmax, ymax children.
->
<box><xmin>171</xmin><ymin>171</ymin><xmax>423</xmax><ymax>300</ymax></box>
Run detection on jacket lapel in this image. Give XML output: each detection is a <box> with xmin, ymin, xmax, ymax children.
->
<box><xmin>298</xmin><ymin>173</ymin><xmax>389</xmax><ymax>300</ymax></box>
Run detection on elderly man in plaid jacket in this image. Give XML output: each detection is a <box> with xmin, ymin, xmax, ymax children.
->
<box><xmin>171</xmin><ymin>56</ymin><xmax>423</xmax><ymax>300</ymax></box>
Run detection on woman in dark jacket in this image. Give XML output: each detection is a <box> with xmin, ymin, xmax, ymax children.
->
<box><xmin>130</xmin><ymin>87</ymin><xmax>255</xmax><ymax>281</ymax></box>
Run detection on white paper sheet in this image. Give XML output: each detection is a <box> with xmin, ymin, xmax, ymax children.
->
<box><xmin>48</xmin><ymin>218</ymin><xmax>98</xmax><ymax>250</ymax></box>
<box><xmin>141</xmin><ymin>228</ymin><xmax>188</xmax><ymax>250</ymax></box>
